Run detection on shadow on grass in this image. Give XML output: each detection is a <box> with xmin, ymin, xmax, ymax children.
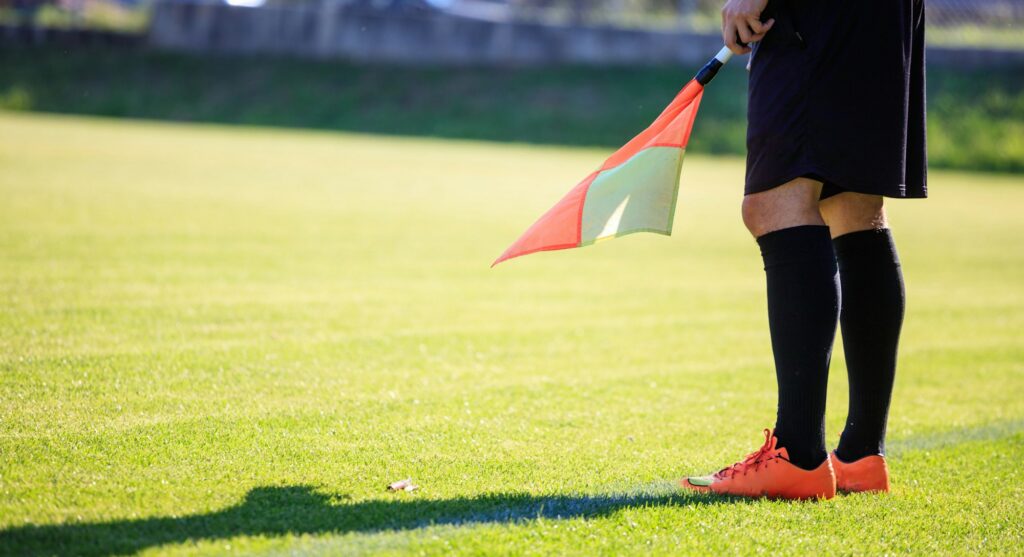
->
<box><xmin>886</xmin><ymin>419</ymin><xmax>1024</xmax><ymax>457</ymax></box>
<box><xmin>10</xmin><ymin>425</ymin><xmax>1018</xmax><ymax>556</ymax></box>
<box><xmin>0</xmin><ymin>486</ymin><xmax>735</xmax><ymax>556</ymax></box>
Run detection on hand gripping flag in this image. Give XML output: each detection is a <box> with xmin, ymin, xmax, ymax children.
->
<box><xmin>493</xmin><ymin>47</ymin><xmax>734</xmax><ymax>267</ymax></box>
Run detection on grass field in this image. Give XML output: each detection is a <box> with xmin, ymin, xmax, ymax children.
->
<box><xmin>1</xmin><ymin>111</ymin><xmax>1023</xmax><ymax>556</ymax></box>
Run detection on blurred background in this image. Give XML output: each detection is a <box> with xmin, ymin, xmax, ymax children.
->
<box><xmin>3</xmin><ymin>0</ymin><xmax>1024</xmax><ymax>41</ymax></box>
<box><xmin>0</xmin><ymin>0</ymin><xmax>1022</xmax><ymax>171</ymax></box>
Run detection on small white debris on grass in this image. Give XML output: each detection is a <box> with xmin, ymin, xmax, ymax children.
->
<box><xmin>387</xmin><ymin>479</ymin><xmax>419</xmax><ymax>492</ymax></box>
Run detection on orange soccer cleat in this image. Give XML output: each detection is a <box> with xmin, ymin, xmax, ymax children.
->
<box><xmin>681</xmin><ymin>429</ymin><xmax>836</xmax><ymax>500</ymax></box>
<box><xmin>830</xmin><ymin>451</ymin><xmax>890</xmax><ymax>493</ymax></box>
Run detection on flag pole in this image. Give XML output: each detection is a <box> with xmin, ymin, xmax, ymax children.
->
<box><xmin>695</xmin><ymin>46</ymin><xmax>734</xmax><ymax>86</ymax></box>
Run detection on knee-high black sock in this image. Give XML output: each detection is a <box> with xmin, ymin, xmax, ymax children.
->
<box><xmin>757</xmin><ymin>225</ymin><xmax>840</xmax><ymax>470</ymax></box>
<box><xmin>834</xmin><ymin>228</ymin><xmax>905</xmax><ymax>462</ymax></box>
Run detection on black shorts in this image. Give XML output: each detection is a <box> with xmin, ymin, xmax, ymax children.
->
<box><xmin>744</xmin><ymin>0</ymin><xmax>927</xmax><ymax>200</ymax></box>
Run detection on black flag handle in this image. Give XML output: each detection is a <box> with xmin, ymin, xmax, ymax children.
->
<box><xmin>695</xmin><ymin>46</ymin><xmax>734</xmax><ymax>86</ymax></box>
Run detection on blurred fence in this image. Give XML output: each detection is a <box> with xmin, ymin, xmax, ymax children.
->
<box><xmin>137</xmin><ymin>0</ymin><xmax>1024</xmax><ymax>67</ymax></box>
<box><xmin>147</xmin><ymin>1</ymin><xmax>726</xmax><ymax>66</ymax></box>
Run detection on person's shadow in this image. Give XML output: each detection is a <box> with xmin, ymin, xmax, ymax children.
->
<box><xmin>0</xmin><ymin>485</ymin><xmax>734</xmax><ymax>556</ymax></box>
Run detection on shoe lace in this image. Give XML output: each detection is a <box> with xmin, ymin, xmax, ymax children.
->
<box><xmin>715</xmin><ymin>429</ymin><xmax>779</xmax><ymax>479</ymax></box>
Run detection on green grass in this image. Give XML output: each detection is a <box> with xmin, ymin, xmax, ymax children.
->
<box><xmin>1</xmin><ymin>111</ymin><xmax>1023</xmax><ymax>556</ymax></box>
<box><xmin>2</xmin><ymin>45</ymin><xmax>1023</xmax><ymax>173</ymax></box>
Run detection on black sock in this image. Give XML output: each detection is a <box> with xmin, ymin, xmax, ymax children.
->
<box><xmin>757</xmin><ymin>225</ymin><xmax>839</xmax><ymax>470</ymax></box>
<box><xmin>834</xmin><ymin>229</ymin><xmax>905</xmax><ymax>462</ymax></box>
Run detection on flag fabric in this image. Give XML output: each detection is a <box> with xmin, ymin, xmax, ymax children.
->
<box><xmin>493</xmin><ymin>80</ymin><xmax>706</xmax><ymax>266</ymax></box>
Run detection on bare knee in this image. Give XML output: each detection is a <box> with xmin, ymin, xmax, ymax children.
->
<box><xmin>820</xmin><ymin>193</ymin><xmax>886</xmax><ymax>238</ymax></box>
<box><xmin>741</xmin><ymin>178</ymin><xmax>826</xmax><ymax>238</ymax></box>
<box><xmin>742</xmin><ymin>195</ymin><xmax>774</xmax><ymax>237</ymax></box>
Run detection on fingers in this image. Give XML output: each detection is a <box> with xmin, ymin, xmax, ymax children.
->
<box><xmin>737</xmin><ymin>16</ymin><xmax>775</xmax><ymax>46</ymax></box>
<box><xmin>723</xmin><ymin>20</ymin><xmax>750</xmax><ymax>54</ymax></box>
<box><xmin>746</xmin><ymin>16</ymin><xmax>775</xmax><ymax>39</ymax></box>
<box><xmin>721</xmin><ymin>6</ymin><xmax>775</xmax><ymax>54</ymax></box>
<box><xmin>736</xmin><ymin>20</ymin><xmax>755</xmax><ymax>45</ymax></box>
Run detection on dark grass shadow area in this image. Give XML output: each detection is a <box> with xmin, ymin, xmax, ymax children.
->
<box><xmin>2</xmin><ymin>44</ymin><xmax>1023</xmax><ymax>172</ymax></box>
<box><xmin>0</xmin><ymin>486</ymin><xmax>735</xmax><ymax>557</ymax></box>
<box><xmin>886</xmin><ymin>419</ymin><xmax>1024</xmax><ymax>457</ymax></box>
<box><xmin>0</xmin><ymin>44</ymin><xmax>749</xmax><ymax>156</ymax></box>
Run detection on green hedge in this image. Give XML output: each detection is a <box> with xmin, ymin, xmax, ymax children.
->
<box><xmin>2</xmin><ymin>45</ymin><xmax>1021</xmax><ymax>172</ymax></box>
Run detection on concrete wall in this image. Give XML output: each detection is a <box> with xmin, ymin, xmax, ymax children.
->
<box><xmin>147</xmin><ymin>0</ymin><xmax>1024</xmax><ymax>68</ymax></box>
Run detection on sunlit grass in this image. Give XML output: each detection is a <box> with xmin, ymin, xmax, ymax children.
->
<box><xmin>0</xmin><ymin>112</ymin><xmax>1022</xmax><ymax>555</ymax></box>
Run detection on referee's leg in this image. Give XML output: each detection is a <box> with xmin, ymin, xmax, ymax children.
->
<box><xmin>741</xmin><ymin>178</ymin><xmax>824</xmax><ymax>237</ymax></box>
<box><xmin>742</xmin><ymin>177</ymin><xmax>838</xmax><ymax>471</ymax></box>
<box><xmin>821</xmin><ymin>193</ymin><xmax>905</xmax><ymax>464</ymax></box>
<box><xmin>820</xmin><ymin>193</ymin><xmax>886</xmax><ymax>238</ymax></box>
